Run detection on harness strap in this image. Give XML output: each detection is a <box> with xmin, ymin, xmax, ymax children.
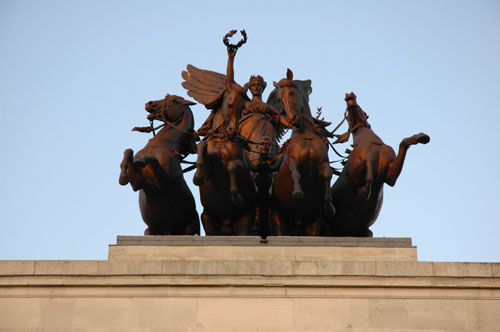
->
<box><xmin>300</xmin><ymin>115</ymin><xmax>349</xmax><ymax>160</ymax></box>
<box><xmin>330</xmin><ymin>112</ymin><xmax>347</xmax><ymax>134</ymax></box>
<box><xmin>182</xmin><ymin>164</ymin><xmax>197</xmax><ymax>173</ymax></box>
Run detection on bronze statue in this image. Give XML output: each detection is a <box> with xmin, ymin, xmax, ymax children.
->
<box><xmin>267</xmin><ymin>69</ymin><xmax>335</xmax><ymax>236</ymax></box>
<box><xmin>118</xmin><ymin>30</ymin><xmax>430</xmax><ymax>238</ymax></box>
<box><xmin>327</xmin><ymin>92</ymin><xmax>430</xmax><ymax>236</ymax></box>
<box><xmin>119</xmin><ymin>94</ymin><xmax>200</xmax><ymax>235</ymax></box>
<box><xmin>182</xmin><ymin>30</ymin><xmax>257</xmax><ymax>235</ymax></box>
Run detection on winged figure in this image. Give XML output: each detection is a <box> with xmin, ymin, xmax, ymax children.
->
<box><xmin>181</xmin><ymin>30</ymin><xmax>257</xmax><ymax>235</ymax></box>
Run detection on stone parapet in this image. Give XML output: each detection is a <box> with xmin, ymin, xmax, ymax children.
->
<box><xmin>115</xmin><ymin>235</ymin><xmax>414</xmax><ymax>247</ymax></box>
<box><xmin>0</xmin><ymin>236</ymin><xmax>499</xmax><ymax>331</ymax></box>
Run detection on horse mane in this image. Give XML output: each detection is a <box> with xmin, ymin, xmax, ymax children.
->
<box><xmin>294</xmin><ymin>80</ymin><xmax>312</xmax><ymax>103</ymax></box>
<box><xmin>266</xmin><ymin>88</ymin><xmax>280</xmax><ymax>109</ymax></box>
<box><xmin>262</xmin><ymin>90</ymin><xmax>286</xmax><ymax>145</ymax></box>
<box><xmin>267</xmin><ymin>79</ymin><xmax>316</xmax><ymax>140</ymax></box>
<box><xmin>291</xmin><ymin>80</ymin><xmax>313</xmax><ymax>119</ymax></box>
<box><xmin>159</xmin><ymin>104</ymin><xmax>197</xmax><ymax>157</ymax></box>
<box><xmin>177</xmin><ymin>105</ymin><xmax>197</xmax><ymax>156</ymax></box>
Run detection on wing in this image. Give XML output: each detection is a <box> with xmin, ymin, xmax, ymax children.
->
<box><xmin>181</xmin><ymin>64</ymin><xmax>226</xmax><ymax>110</ymax></box>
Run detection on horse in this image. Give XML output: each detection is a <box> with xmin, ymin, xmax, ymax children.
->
<box><xmin>267</xmin><ymin>69</ymin><xmax>335</xmax><ymax>236</ymax></box>
<box><xmin>197</xmin><ymin>132</ymin><xmax>257</xmax><ymax>235</ymax></box>
<box><xmin>119</xmin><ymin>94</ymin><xmax>200</xmax><ymax>235</ymax></box>
<box><xmin>195</xmin><ymin>86</ymin><xmax>257</xmax><ymax>235</ymax></box>
<box><xmin>328</xmin><ymin>92</ymin><xmax>430</xmax><ymax>236</ymax></box>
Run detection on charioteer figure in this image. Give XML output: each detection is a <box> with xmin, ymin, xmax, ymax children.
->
<box><xmin>247</xmin><ymin>137</ymin><xmax>284</xmax><ymax>239</ymax></box>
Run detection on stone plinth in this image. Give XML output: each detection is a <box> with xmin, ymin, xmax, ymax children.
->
<box><xmin>0</xmin><ymin>236</ymin><xmax>499</xmax><ymax>331</ymax></box>
<box><xmin>109</xmin><ymin>235</ymin><xmax>418</xmax><ymax>261</ymax></box>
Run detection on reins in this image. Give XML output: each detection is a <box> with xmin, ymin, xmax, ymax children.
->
<box><xmin>147</xmin><ymin>108</ymin><xmax>199</xmax><ymax>173</ymax></box>
<box><xmin>297</xmin><ymin>115</ymin><xmax>349</xmax><ymax>160</ymax></box>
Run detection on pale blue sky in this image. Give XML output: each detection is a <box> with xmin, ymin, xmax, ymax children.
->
<box><xmin>1</xmin><ymin>0</ymin><xmax>499</xmax><ymax>262</ymax></box>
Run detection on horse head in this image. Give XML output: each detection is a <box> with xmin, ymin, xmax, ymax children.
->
<box><xmin>344</xmin><ymin>92</ymin><xmax>370</xmax><ymax>130</ymax></box>
<box><xmin>145</xmin><ymin>94</ymin><xmax>197</xmax><ymax>156</ymax></box>
<box><xmin>145</xmin><ymin>94</ymin><xmax>196</xmax><ymax>125</ymax></box>
<box><xmin>272</xmin><ymin>69</ymin><xmax>312</xmax><ymax>128</ymax></box>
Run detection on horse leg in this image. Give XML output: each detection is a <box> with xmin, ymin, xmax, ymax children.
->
<box><xmin>288</xmin><ymin>158</ymin><xmax>303</xmax><ymax>199</ymax></box>
<box><xmin>119</xmin><ymin>149</ymin><xmax>133</xmax><ymax>185</ymax></box>
<box><xmin>201</xmin><ymin>210</ymin><xmax>220</xmax><ymax>235</ymax></box>
<box><xmin>133</xmin><ymin>157</ymin><xmax>163</xmax><ymax>192</ymax></box>
<box><xmin>144</xmin><ymin>227</ymin><xmax>163</xmax><ymax>235</ymax></box>
<box><xmin>220</xmin><ymin>218</ymin><xmax>233</xmax><ymax>234</ymax></box>
<box><xmin>122</xmin><ymin>152</ymin><xmax>145</xmax><ymax>192</ymax></box>
<box><xmin>386</xmin><ymin>133</ymin><xmax>430</xmax><ymax>186</ymax></box>
<box><xmin>305</xmin><ymin>221</ymin><xmax>320</xmax><ymax>236</ymax></box>
<box><xmin>320</xmin><ymin>162</ymin><xmax>336</xmax><ymax>218</ymax></box>
<box><xmin>227</xmin><ymin>160</ymin><xmax>244</xmax><ymax>206</ymax></box>
<box><xmin>232</xmin><ymin>211</ymin><xmax>255</xmax><ymax>235</ymax></box>
<box><xmin>270</xmin><ymin>210</ymin><xmax>284</xmax><ymax>236</ymax></box>
<box><xmin>193</xmin><ymin>141</ymin><xmax>207</xmax><ymax>186</ymax></box>
<box><xmin>183</xmin><ymin>210</ymin><xmax>200</xmax><ymax>235</ymax></box>
<box><xmin>357</xmin><ymin>156</ymin><xmax>373</xmax><ymax>200</ymax></box>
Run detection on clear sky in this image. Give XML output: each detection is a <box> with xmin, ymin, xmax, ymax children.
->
<box><xmin>1</xmin><ymin>0</ymin><xmax>499</xmax><ymax>262</ymax></box>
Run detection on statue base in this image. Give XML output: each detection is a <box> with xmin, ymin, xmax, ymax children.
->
<box><xmin>109</xmin><ymin>235</ymin><xmax>418</xmax><ymax>261</ymax></box>
<box><xmin>1</xmin><ymin>236</ymin><xmax>499</xmax><ymax>331</ymax></box>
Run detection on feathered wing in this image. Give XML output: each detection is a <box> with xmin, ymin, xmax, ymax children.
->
<box><xmin>181</xmin><ymin>64</ymin><xmax>226</xmax><ymax>110</ymax></box>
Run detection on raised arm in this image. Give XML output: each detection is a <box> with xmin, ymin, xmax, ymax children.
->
<box><xmin>269</xmin><ymin>107</ymin><xmax>293</xmax><ymax>129</ymax></box>
<box><xmin>226</xmin><ymin>49</ymin><xmax>236</xmax><ymax>88</ymax></box>
<box><xmin>223</xmin><ymin>29</ymin><xmax>247</xmax><ymax>91</ymax></box>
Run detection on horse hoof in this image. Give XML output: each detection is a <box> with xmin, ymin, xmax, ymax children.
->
<box><xmin>133</xmin><ymin>160</ymin><xmax>146</xmax><ymax>168</ymax></box>
<box><xmin>118</xmin><ymin>175</ymin><xmax>129</xmax><ymax>186</ymax></box>
<box><xmin>358</xmin><ymin>187</ymin><xmax>370</xmax><ymax>201</ymax></box>
<box><xmin>221</xmin><ymin>224</ymin><xmax>232</xmax><ymax>234</ymax></box>
<box><xmin>231</xmin><ymin>192</ymin><xmax>244</xmax><ymax>207</ymax></box>
<box><xmin>193</xmin><ymin>174</ymin><xmax>204</xmax><ymax>186</ymax></box>
<box><xmin>323</xmin><ymin>202</ymin><xmax>335</xmax><ymax>219</ymax></box>
<box><xmin>129</xmin><ymin>176</ymin><xmax>142</xmax><ymax>192</ymax></box>
<box><xmin>417</xmin><ymin>133</ymin><xmax>430</xmax><ymax>144</ymax></box>
<box><xmin>292</xmin><ymin>190</ymin><xmax>304</xmax><ymax>200</ymax></box>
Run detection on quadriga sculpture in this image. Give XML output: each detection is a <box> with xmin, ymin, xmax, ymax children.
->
<box><xmin>327</xmin><ymin>92</ymin><xmax>430</xmax><ymax>236</ymax></box>
<box><xmin>119</xmin><ymin>94</ymin><xmax>200</xmax><ymax>235</ymax></box>
<box><xmin>182</xmin><ymin>30</ymin><xmax>257</xmax><ymax>235</ymax></box>
<box><xmin>268</xmin><ymin>69</ymin><xmax>335</xmax><ymax>236</ymax></box>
